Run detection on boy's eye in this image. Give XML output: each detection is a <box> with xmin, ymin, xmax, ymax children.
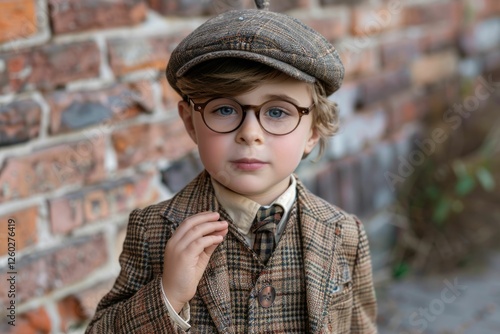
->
<box><xmin>265</xmin><ymin>107</ymin><xmax>290</xmax><ymax>119</ymax></box>
<box><xmin>213</xmin><ymin>106</ymin><xmax>238</xmax><ymax>116</ymax></box>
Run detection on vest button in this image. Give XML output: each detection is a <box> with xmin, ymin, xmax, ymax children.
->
<box><xmin>257</xmin><ymin>285</ymin><xmax>276</xmax><ymax>308</ymax></box>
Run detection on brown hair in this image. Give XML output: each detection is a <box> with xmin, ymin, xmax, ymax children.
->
<box><xmin>176</xmin><ymin>58</ymin><xmax>339</xmax><ymax>159</ymax></box>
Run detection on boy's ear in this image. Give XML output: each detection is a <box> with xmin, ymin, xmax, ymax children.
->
<box><xmin>178</xmin><ymin>100</ymin><xmax>198</xmax><ymax>144</ymax></box>
<box><xmin>304</xmin><ymin>127</ymin><xmax>320</xmax><ymax>155</ymax></box>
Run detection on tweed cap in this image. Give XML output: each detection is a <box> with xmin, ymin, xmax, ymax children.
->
<box><xmin>166</xmin><ymin>9</ymin><xmax>344</xmax><ymax>97</ymax></box>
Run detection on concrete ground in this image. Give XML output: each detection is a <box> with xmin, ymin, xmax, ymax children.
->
<box><xmin>375</xmin><ymin>251</ymin><xmax>500</xmax><ymax>334</ymax></box>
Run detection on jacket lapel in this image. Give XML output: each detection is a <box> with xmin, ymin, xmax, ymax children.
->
<box><xmin>296</xmin><ymin>181</ymin><xmax>349</xmax><ymax>333</ymax></box>
<box><xmin>161</xmin><ymin>171</ymin><xmax>233</xmax><ymax>333</ymax></box>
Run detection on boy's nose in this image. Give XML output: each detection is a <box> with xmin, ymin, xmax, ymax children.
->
<box><xmin>235</xmin><ymin>110</ymin><xmax>265</xmax><ymax>145</ymax></box>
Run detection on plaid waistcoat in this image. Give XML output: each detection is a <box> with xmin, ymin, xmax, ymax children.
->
<box><xmin>224</xmin><ymin>205</ymin><xmax>308</xmax><ymax>333</ymax></box>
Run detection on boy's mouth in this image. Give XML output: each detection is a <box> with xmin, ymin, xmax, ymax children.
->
<box><xmin>230</xmin><ymin>158</ymin><xmax>268</xmax><ymax>171</ymax></box>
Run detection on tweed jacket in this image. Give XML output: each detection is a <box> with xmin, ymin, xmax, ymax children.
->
<box><xmin>86</xmin><ymin>171</ymin><xmax>377</xmax><ymax>333</ymax></box>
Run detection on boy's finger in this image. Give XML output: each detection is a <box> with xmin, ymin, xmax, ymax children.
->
<box><xmin>175</xmin><ymin>220</ymin><xmax>228</xmax><ymax>251</ymax></box>
<box><xmin>172</xmin><ymin>211</ymin><xmax>220</xmax><ymax>239</ymax></box>
<box><xmin>184</xmin><ymin>234</ymin><xmax>224</xmax><ymax>258</ymax></box>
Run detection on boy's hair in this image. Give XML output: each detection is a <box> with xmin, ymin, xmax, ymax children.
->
<box><xmin>177</xmin><ymin>58</ymin><xmax>339</xmax><ymax>159</ymax></box>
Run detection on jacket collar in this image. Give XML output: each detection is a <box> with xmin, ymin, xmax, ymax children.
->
<box><xmin>160</xmin><ymin>171</ymin><xmax>349</xmax><ymax>333</ymax></box>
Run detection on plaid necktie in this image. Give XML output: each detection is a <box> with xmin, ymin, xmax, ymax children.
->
<box><xmin>251</xmin><ymin>204</ymin><xmax>284</xmax><ymax>264</ymax></box>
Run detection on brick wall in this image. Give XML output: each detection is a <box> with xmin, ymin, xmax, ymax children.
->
<box><xmin>0</xmin><ymin>0</ymin><xmax>499</xmax><ymax>332</ymax></box>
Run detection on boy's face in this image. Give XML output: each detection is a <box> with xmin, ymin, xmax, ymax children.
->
<box><xmin>178</xmin><ymin>76</ymin><xmax>319</xmax><ymax>205</ymax></box>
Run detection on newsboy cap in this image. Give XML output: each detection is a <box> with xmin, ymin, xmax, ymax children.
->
<box><xmin>166</xmin><ymin>8</ymin><xmax>344</xmax><ymax>97</ymax></box>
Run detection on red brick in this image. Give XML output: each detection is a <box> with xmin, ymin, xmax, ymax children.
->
<box><xmin>418</xmin><ymin>23</ymin><xmax>459</xmax><ymax>52</ymax></box>
<box><xmin>381</xmin><ymin>38</ymin><xmax>421</xmax><ymax>70</ymax></box>
<box><xmin>49</xmin><ymin>175</ymin><xmax>159</xmax><ymax>234</ymax></box>
<box><xmin>351</xmin><ymin>4</ymin><xmax>403</xmax><ymax>36</ymax></box>
<box><xmin>49</xmin><ymin>0</ymin><xmax>147</xmax><ymax>34</ymax></box>
<box><xmin>47</xmin><ymin>83</ymin><xmax>152</xmax><ymax>135</ymax></box>
<box><xmin>356</xmin><ymin>69</ymin><xmax>411</xmax><ymax>106</ymax></box>
<box><xmin>49</xmin><ymin>195</ymin><xmax>84</xmax><ymax>234</ymax></box>
<box><xmin>387</xmin><ymin>91</ymin><xmax>427</xmax><ymax>132</ymax></box>
<box><xmin>0</xmin><ymin>206</ymin><xmax>38</xmax><ymax>256</ymax></box>
<box><xmin>0</xmin><ymin>235</ymin><xmax>107</xmax><ymax>304</ymax></box>
<box><xmin>0</xmin><ymin>0</ymin><xmax>37</xmax><ymax>43</ymax></box>
<box><xmin>160</xmin><ymin>76</ymin><xmax>183</xmax><ymax>112</ymax></box>
<box><xmin>0</xmin><ymin>306</ymin><xmax>51</xmax><ymax>334</ymax></box>
<box><xmin>0</xmin><ymin>140</ymin><xmax>106</xmax><ymax>201</ymax></box>
<box><xmin>269</xmin><ymin>0</ymin><xmax>309</xmax><ymax>12</ymax></box>
<box><xmin>0</xmin><ymin>255</ymin><xmax>51</xmax><ymax>304</ymax></box>
<box><xmin>74</xmin><ymin>279</ymin><xmax>114</xmax><ymax>318</ymax></box>
<box><xmin>83</xmin><ymin>189</ymin><xmax>110</xmax><ymax>222</ymax></box>
<box><xmin>320</xmin><ymin>0</ymin><xmax>363</xmax><ymax>6</ymax></box>
<box><xmin>1</xmin><ymin>41</ymin><xmax>100</xmax><ymax>94</ymax></box>
<box><xmin>147</xmin><ymin>0</ymin><xmax>259</xmax><ymax>16</ymax></box>
<box><xmin>0</xmin><ymin>98</ymin><xmax>41</xmax><ymax>146</ymax></box>
<box><xmin>302</xmin><ymin>15</ymin><xmax>349</xmax><ymax>42</ymax></box>
<box><xmin>403</xmin><ymin>1</ymin><xmax>462</xmax><ymax>27</ymax></box>
<box><xmin>57</xmin><ymin>296</ymin><xmax>86</xmax><ymax>332</ymax></box>
<box><xmin>411</xmin><ymin>50</ymin><xmax>459</xmax><ymax>86</ymax></box>
<box><xmin>107</xmin><ymin>35</ymin><xmax>186</xmax><ymax>76</ymax></box>
<box><xmin>339</xmin><ymin>45</ymin><xmax>380</xmax><ymax>77</ymax></box>
<box><xmin>112</xmin><ymin>118</ymin><xmax>196</xmax><ymax>169</ymax></box>
<box><xmin>52</xmin><ymin>234</ymin><xmax>108</xmax><ymax>287</ymax></box>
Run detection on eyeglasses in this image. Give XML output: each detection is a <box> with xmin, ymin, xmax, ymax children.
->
<box><xmin>189</xmin><ymin>97</ymin><xmax>312</xmax><ymax>135</ymax></box>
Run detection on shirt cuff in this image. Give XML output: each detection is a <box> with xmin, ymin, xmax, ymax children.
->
<box><xmin>160</xmin><ymin>280</ymin><xmax>191</xmax><ymax>330</ymax></box>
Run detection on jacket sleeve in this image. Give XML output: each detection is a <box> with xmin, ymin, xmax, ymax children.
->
<box><xmin>350</xmin><ymin>216</ymin><xmax>378</xmax><ymax>333</ymax></box>
<box><xmin>85</xmin><ymin>208</ymin><xmax>187</xmax><ymax>334</ymax></box>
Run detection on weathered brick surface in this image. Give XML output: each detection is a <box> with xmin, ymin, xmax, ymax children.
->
<box><xmin>49</xmin><ymin>175</ymin><xmax>159</xmax><ymax>234</ymax></box>
<box><xmin>74</xmin><ymin>279</ymin><xmax>115</xmax><ymax>318</ymax></box>
<box><xmin>339</xmin><ymin>45</ymin><xmax>380</xmax><ymax>77</ymax></box>
<box><xmin>112</xmin><ymin>118</ymin><xmax>196</xmax><ymax>169</ymax></box>
<box><xmin>356</xmin><ymin>69</ymin><xmax>411</xmax><ymax>106</ymax></box>
<box><xmin>107</xmin><ymin>35</ymin><xmax>184</xmax><ymax>76</ymax></box>
<box><xmin>47</xmin><ymin>83</ymin><xmax>153</xmax><ymax>135</ymax></box>
<box><xmin>0</xmin><ymin>306</ymin><xmax>51</xmax><ymax>334</ymax></box>
<box><xmin>147</xmin><ymin>0</ymin><xmax>253</xmax><ymax>16</ymax></box>
<box><xmin>0</xmin><ymin>140</ymin><xmax>106</xmax><ymax>201</ymax></box>
<box><xmin>57</xmin><ymin>295</ymin><xmax>87</xmax><ymax>332</ymax></box>
<box><xmin>411</xmin><ymin>50</ymin><xmax>459</xmax><ymax>86</ymax></box>
<box><xmin>381</xmin><ymin>38</ymin><xmax>421</xmax><ymax>70</ymax></box>
<box><xmin>0</xmin><ymin>234</ymin><xmax>108</xmax><ymax>305</ymax></box>
<box><xmin>351</xmin><ymin>3</ymin><xmax>403</xmax><ymax>36</ymax></box>
<box><xmin>0</xmin><ymin>41</ymin><xmax>100</xmax><ymax>94</ymax></box>
<box><xmin>404</xmin><ymin>1</ymin><xmax>462</xmax><ymax>27</ymax></box>
<box><xmin>387</xmin><ymin>91</ymin><xmax>426</xmax><ymax>131</ymax></box>
<box><xmin>49</xmin><ymin>0</ymin><xmax>147</xmax><ymax>34</ymax></box>
<box><xmin>302</xmin><ymin>15</ymin><xmax>349</xmax><ymax>42</ymax></box>
<box><xmin>0</xmin><ymin>0</ymin><xmax>38</xmax><ymax>44</ymax></box>
<box><xmin>418</xmin><ymin>23</ymin><xmax>459</xmax><ymax>53</ymax></box>
<box><xmin>0</xmin><ymin>206</ymin><xmax>38</xmax><ymax>256</ymax></box>
<box><xmin>0</xmin><ymin>98</ymin><xmax>41</xmax><ymax>146</ymax></box>
<box><xmin>160</xmin><ymin>76</ymin><xmax>183</xmax><ymax>111</ymax></box>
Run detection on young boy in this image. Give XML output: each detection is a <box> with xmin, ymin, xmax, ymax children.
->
<box><xmin>86</xmin><ymin>4</ymin><xmax>377</xmax><ymax>334</ymax></box>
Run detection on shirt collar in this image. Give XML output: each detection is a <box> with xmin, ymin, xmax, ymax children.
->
<box><xmin>211</xmin><ymin>176</ymin><xmax>297</xmax><ymax>235</ymax></box>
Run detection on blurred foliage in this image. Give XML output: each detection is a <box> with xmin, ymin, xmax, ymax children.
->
<box><xmin>391</xmin><ymin>84</ymin><xmax>500</xmax><ymax>277</ymax></box>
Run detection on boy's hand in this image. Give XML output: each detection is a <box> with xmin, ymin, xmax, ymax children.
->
<box><xmin>162</xmin><ymin>211</ymin><xmax>228</xmax><ymax>313</ymax></box>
